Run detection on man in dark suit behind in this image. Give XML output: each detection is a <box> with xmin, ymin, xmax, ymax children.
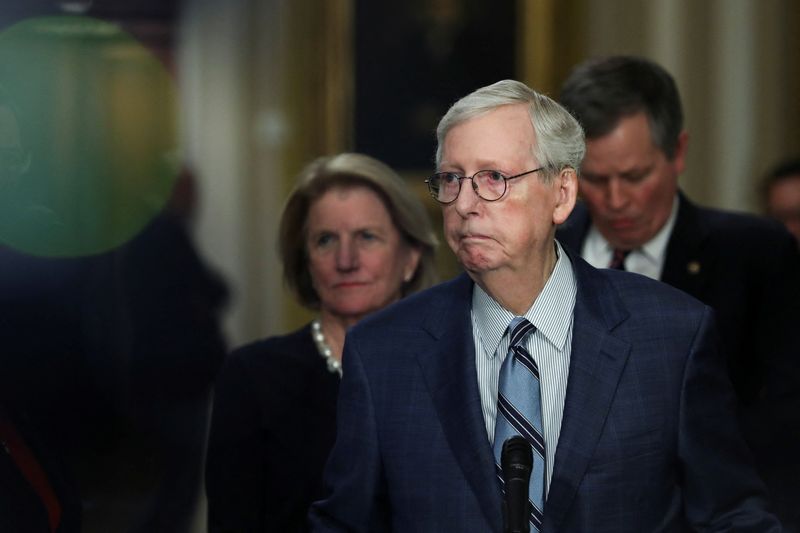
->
<box><xmin>309</xmin><ymin>79</ymin><xmax>780</xmax><ymax>531</ymax></box>
<box><xmin>556</xmin><ymin>55</ymin><xmax>800</xmax><ymax>528</ymax></box>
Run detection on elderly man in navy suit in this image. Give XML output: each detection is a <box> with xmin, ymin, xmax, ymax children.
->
<box><xmin>556</xmin><ymin>55</ymin><xmax>800</xmax><ymax>528</ymax></box>
<box><xmin>309</xmin><ymin>79</ymin><xmax>780</xmax><ymax>532</ymax></box>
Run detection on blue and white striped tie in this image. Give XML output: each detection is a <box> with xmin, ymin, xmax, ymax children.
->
<box><xmin>493</xmin><ymin>317</ymin><xmax>545</xmax><ymax>532</ymax></box>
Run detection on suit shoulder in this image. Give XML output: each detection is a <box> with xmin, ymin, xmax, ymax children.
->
<box><xmin>225</xmin><ymin>325</ymin><xmax>315</xmax><ymax>374</ymax></box>
<box><xmin>352</xmin><ymin>274</ymin><xmax>471</xmax><ymax>334</ymax></box>
<box><xmin>696</xmin><ymin>205</ymin><xmax>793</xmax><ymax>244</ymax></box>
<box><xmin>600</xmin><ymin>267</ymin><xmax>708</xmax><ymax>312</ymax></box>
<box><xmin>587</xmin><ymin>270</ymin><xmax>717</xmax><ymax>355</ymax></box>
<box><xmin>687</xmin><ymin>207</ymin><xmax>800</xmax><ymax>276</ymax></box>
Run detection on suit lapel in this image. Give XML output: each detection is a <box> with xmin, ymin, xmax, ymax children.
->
<box><xmin>415</xmin><ymin>274</ymin><xmax>503</xmax><ymax>533</ymax></box>
<box><xmin>543</xmin><ymin>256</ymin><xmax>632</xmax><ymax>532</ymax></box>
<box><xmin>661</xmin><ymin>193</ymin><xmax>710</xmax><ymax>295</ymax></box>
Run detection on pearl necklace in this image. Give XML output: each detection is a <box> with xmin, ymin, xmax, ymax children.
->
<box><xmin>311</xmin><ymin>319</ymin><xmax>342</xmax><ymax>377</ymax></box>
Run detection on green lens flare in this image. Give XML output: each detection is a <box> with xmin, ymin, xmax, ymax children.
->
<box><xmin>0</xmin><ymin>15</ymin><xmax>179</xmax><ymax>257</ymax></box>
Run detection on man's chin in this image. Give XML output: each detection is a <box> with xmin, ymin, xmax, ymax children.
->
<box><xmin>458</xmin><ymin>252</ymin><xmax>495</xmax><ymax>274</ymax></box>
<box><xmin>600</xmin><ymin>228</ymin><xmax>642</xmax><ymax>250</ymax></box>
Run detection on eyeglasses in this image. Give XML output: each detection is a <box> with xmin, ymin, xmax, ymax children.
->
<box><xmin>425</xmin><ymin>167</ymin><xmax>544</xmax><ymax>204</ymax></box>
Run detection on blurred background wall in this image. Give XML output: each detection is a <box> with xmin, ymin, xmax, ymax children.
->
<box><xmin>179</xmin><ymin>0</ymin><xmax>800</xmax><ymax>348</ymax></box>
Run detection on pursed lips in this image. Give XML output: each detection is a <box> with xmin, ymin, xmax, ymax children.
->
<box><xmin>459</xmin><ymin>232</ymin><xmax>492</xmax><ymax>243</ymax></box>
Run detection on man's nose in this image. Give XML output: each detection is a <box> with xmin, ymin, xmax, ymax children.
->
<box><xmin>452</xmin><ymin>177</ymin><xmax>481</xmax><ymax>216</ymax></box>
<box><xmin>607</xmin><ymin>178</ymin><xmax>628</xmax><ymax>210</ymax></box>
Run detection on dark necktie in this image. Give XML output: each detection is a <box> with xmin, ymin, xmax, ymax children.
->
<box><xmin>608</xmin><ymin>249</ymin><xmax>631</xmax><ymax>270</ymax></box>
<box><xmin>492</xmin><ymin>317</ymin><xmax>544</xmax><ymax>532</ymax></box>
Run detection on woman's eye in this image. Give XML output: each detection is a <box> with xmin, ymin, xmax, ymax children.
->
<box><xmin>315</xmin><ymin>233</ymin><xmax>334</xmax><ymax>247</ymax></box>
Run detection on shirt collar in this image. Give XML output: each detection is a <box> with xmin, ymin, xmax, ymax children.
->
<box><xmin>639</xmin><ymin>194</ymin><xmax>679</xmax><ymax>263</ymax></box>
<box><xmin>472</xmin><ymin>241</ymin><xmax>577</xmax><ymax>358</ymax></box>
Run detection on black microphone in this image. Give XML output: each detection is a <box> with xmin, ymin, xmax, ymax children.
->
<box><xmin>501</xmin><ymin>435</ymin><xmax>532</xmax><ymax>533</ymax></box>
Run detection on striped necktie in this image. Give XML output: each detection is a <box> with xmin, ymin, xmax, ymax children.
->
<box><xmin>493</xmin><ymin>317</ymin><xmax>544</xmax><ymax>532</ymax></box>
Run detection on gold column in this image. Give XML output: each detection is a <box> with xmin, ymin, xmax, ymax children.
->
<box><xmin>279</xmin><ymin>0</ymin><xmax>355</xmax><ymax>331</ymax></box>
<box><xmin>517</xmin><ymin>0</ymin><xmax>587</xmax><ymax>97</ymax></box>
<box><xmin>321</xmin><ymin>0</ymin><xmax>354</xmax><ymax>154</ymax></box>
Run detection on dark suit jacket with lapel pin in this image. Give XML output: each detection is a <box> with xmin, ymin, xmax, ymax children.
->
<box><xmin>557</xmin><ymin>192</ymin><xmax>800</xmax><ymax>527</ymax></box>
<box><xmin>308</xmin><ymin>248</ymin><xmax>780</xmax><ymax>532</ymax></box>
<box><xmin>557</xmin><ymin>192</ymin><xmax>800</xmax><ymax>408</ymax></box>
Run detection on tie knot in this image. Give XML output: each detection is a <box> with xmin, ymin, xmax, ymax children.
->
<box><xmin>609</xmin><ymin>248</ymin><xmax>631</xmax><ymax>270</ymax></box>
<box><xmin>508</xmin><ymin>317</ymin><xmax>535</xmax><ymax>348</ymax></box>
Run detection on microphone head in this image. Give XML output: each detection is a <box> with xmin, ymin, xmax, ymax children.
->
<box><xmin>501</xmin><ymin>436</ymin><xmax>533</xmax><ymax>533</ymax></box>
<box><xmin>501</xmin><ymin>435</ymin><xmax>532</xmax><ymax>481</ymax></box>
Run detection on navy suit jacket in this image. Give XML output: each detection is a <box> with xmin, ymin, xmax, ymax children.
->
<box><xmin>557</xmin><ymin>193</ymin><xmax>800</xmax><ymax>408</ymax></box>
<box><xmin>309</xmin><ymin>251</ymin><xmax>779</xmax><ymax>532</ymax></box>
<box><xmin>557</xmin><ymin>194</ymin><xmax>800</xmax><ymax>528</ymax></box>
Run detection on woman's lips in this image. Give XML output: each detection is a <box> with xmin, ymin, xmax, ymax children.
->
<box><xmin>333</xmin><ymin>281</ymin><xmax>368</xmax><ymax>288</ymax></box>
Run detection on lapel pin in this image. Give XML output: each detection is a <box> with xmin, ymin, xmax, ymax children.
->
<box><xmin>687</xmin><ymin>261</ymin><xmax>701</xmax><ymax>275</ymax></box>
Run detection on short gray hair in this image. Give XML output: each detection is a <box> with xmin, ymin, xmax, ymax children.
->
<box><xmin>435</xmin><ymin>80</ymin><xmax>585</xmax><ymax>181</ymax></box>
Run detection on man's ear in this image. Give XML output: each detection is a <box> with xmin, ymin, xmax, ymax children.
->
<box><xmin>671</xmin><ymin>130</ymin><xmax>689</xmax><ymax>175</ymax></box>
<box><xmin>553</xmin><ymin>167</ymin><xmax>578</xmax><ymax>225</ymax></box>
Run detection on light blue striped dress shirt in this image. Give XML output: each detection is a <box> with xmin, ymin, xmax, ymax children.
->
<box><xmin>472</xmin><ymin>240</ymin><xmax>577</xmax><ymax>495</ymax></box>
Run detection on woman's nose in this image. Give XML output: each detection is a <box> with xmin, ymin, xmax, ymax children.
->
<box><xmin>335</xmin><ymin>239</ymin><xmax>358</xmax><ymax>271</ymax></box>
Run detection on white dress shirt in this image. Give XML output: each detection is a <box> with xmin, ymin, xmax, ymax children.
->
<box><xmin>473</xmin><ymin>241</ymin><xmax>576</xmax><ymax>495</ymax></box>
